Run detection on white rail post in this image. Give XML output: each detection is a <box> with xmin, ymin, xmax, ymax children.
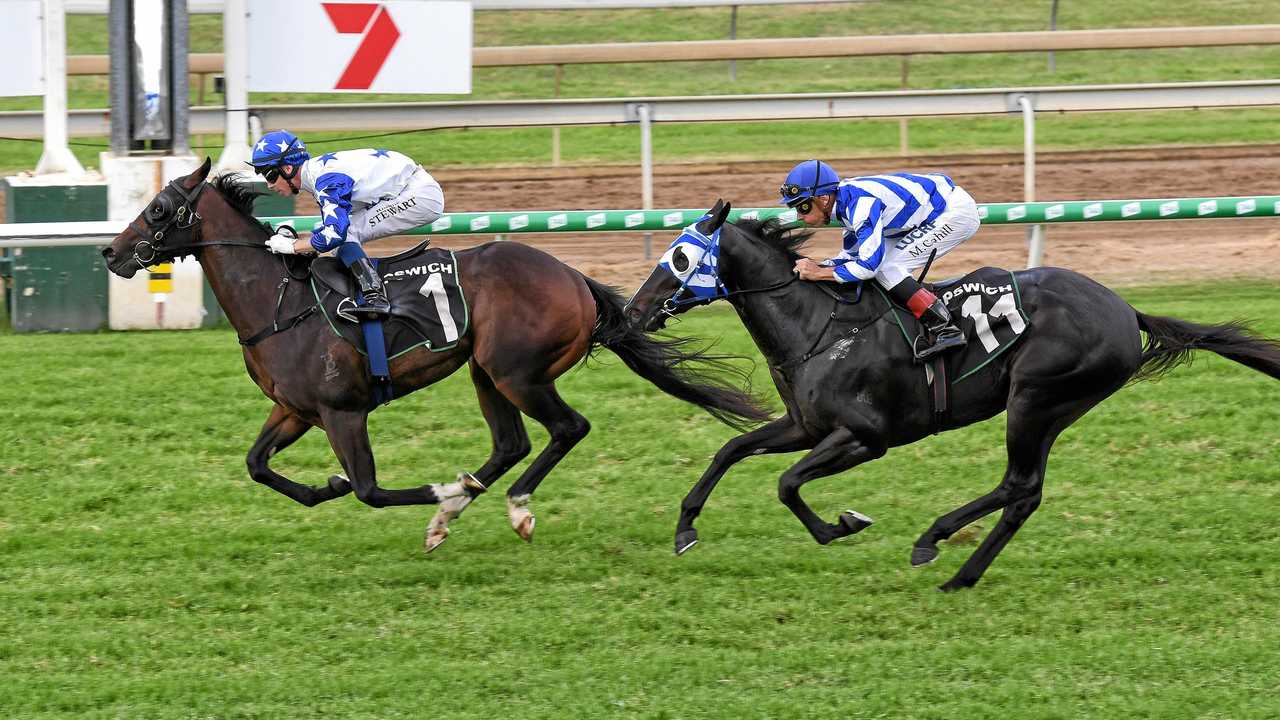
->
<box><xmin>1018</xmin><ymin>94</ymin><xmax>1045</xmax><ymax>268</ymax></box>
<box><xmin>727</xmin><ymin>5</ymin><xmax>738</xmax><ymax>82</ymax></box>
<box><xmin>217</xmin><ymin>0</ymin><xmax>251</xmax><ymax>171</ymax></box>
<box><xmin>36</xmin><ymin>0</ymin><xmax>86</xmax><ymax>176</ymax></box>
<box><xmin>638</xmin><ymin>103</ymin><xmax>654</xmax><ymax>260</ymax></box>
<box><xmin>551</xmin><ymin>64</ymin><xmax>562</xmax><ymax>167</ymax></box>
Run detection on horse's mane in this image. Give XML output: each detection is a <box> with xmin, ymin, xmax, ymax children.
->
<box><xmin>733</xmin><ymin>217</ymin><xmax>816</xmax><ymax>261</ymax></box>
<box><xmin>211</xmin><ymin>172</ymin><xmax>275</xmax><ymax>234</ymax></box>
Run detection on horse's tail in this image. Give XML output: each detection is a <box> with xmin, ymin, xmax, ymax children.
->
<box><xmin>1132</xmin><ymin>311</ymin><xmax>1280</xmax><ymax>382</ymax></box>
<box><xmin>580</xmin><ymin>275</ymin><xmax>772</xmax><ymax>431</ymax></box>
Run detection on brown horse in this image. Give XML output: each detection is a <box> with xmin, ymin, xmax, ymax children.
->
<box><xmin>102</xmin><ymin>158</ymin><xmax>769</xmax><ymax>551</ymax></box>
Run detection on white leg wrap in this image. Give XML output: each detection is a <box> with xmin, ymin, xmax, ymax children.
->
<box><xmin>507</xmin><ymin>493</ymin><xmax>534</xmax><ymax>536</ymax></box>
<box><xmin>424</xmin><ymin>473</ymin><xmax>484</xmax><ymax>553</ymax></box>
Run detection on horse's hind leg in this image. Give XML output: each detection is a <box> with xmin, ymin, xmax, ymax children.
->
<box><xmin>777</xmin><ymin>426</ymin><xmax>886</xmax><ymax>546</ymax></box>
<box><xmin>246</xmin><ymin>404</ymin><xmax>352</xmax><ymax>507</ymax></box>
<box><xmin>424</xmin><ymin>361</ymin><xmax>533</xmax><ymax>552</ymax></box>
<box><xmin>931</xmin><ymin>387</ymin><xmax>1112</xmax><ymax>592</ymax></box>
<box><xmin>496</xmin><ymin>380</ymin><xmax>591</xmax><ymax>543</ymax></box>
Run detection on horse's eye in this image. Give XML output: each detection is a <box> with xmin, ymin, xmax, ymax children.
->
<box><xmin>672</xmin><ymin>247</ymin><xmax>690</xmax><ymax>273</ymax></box>
<box><xmin>149</xmin><ymin>202</ymin><xmax>167</xmax><ymax>218</ymax></box>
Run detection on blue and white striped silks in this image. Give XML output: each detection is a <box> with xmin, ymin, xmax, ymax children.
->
<box><xmin>659</xmin><ymin>218</ymin><xmax>727</xmax><ymax>307</ymax></box>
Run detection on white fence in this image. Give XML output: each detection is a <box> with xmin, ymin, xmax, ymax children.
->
<box><xmin>4</xmin><ymin>80</ymin><xmax>1278</xmax><ymax>139</ymax></box>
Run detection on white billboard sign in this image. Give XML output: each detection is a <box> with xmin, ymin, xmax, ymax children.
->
<box><xmin>248</xmin><ymin>1</ymin><xmax>472</xmax><ymax>93</ymax></box>
<box><xmin>0</xmin><ymin>1</ymin><xmax>44</xmax><ymax>97</ymax></box>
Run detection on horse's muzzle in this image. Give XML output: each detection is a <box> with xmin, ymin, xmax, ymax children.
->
<box><xmin>101</xmin><ymin>246</ymin><xmax>140</xmax><ymax>278</ymax></box>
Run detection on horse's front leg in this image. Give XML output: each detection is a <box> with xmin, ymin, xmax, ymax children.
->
<box><xmin>320</xmin><ymin>408</ymin><xmax>445</xmax><ymax>509</ymax></box>
<box><xmin>247</xmin><ymin>404</ymin><xmax>352</xmax><ymax>506</ymax></box>
<box><xmin>776</xmin><ymin>426</ymin><xmax>884</xmax><ymax>545</ymax></box>
<box><xmin>675</xmin><ymin>415</ymin><xmax>814</xmax><ymax>554</ymax></box>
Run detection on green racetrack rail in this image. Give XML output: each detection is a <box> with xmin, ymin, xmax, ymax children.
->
<box><xmin>261</xmin><ymin>195</ymin><xmax>1280</xmax><ymax>236</ymax></box>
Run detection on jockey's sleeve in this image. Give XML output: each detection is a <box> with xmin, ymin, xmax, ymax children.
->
<box><xmin>310</xmin><ymin>172</ymin><xmax>356</xmax><ymax>253</ymax></box>
<box><xmin>828</xmin><ymin>195</ymin><xmax>886</xmax><ymax>283</ymax></box>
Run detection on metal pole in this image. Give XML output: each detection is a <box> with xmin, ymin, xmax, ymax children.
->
<box><xmin>728</xmin><ymin>5</ymin><xmax>738</xmax><ymax>82</ymax></box>
<box><xmin>1048</xmin><ymin>0</ymin><xmax>1060</xmax><ymax>73</ymax></box>
<box><xmin>1018</xmin><ymin>95</ymin><xmax>1045</xmax><ymax>268</ymax></box>
<box><xmin>216</xmin><ymin>0</ymin><xmax>250</xmax><ymax>171</ymax></box>
<box><xmin>107</xmin><ymin>0</ymin><xmax>130</xmax><ymax>155</ymax></box>
<box><xmin>638</xmin><ymin>103</ymin><xmax>653</xmax><ymax>260</ymax></box>
<box><xmin>36</xmin><ymin>0</ymin><xmax>86</xmax><ymax>175</ymax></box>
<box><xmin>169</xmin><ymin>0</ymin><xmax>189</xmax><ymax>155</ymax></box>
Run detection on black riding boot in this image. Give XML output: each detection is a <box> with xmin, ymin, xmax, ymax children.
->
<box><xmin>916</xmin><ymin>299</ymin><xmax>966</xmax><ymax>359</ymax></box>
<box><xmin>347</xmin><ymin>257</ymin><xmax>391</xmax><ymax>318</ymax></box>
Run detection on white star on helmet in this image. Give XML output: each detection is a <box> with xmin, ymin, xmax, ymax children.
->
<box><xmin>276</xmin><ymin>140</ymin><xmax>291</xmax><ymax>153</ymax></box>
<box><xmin>255</xmin><ymin>139</ymin><xmax>267</xmax><ymax>152</ymax></box>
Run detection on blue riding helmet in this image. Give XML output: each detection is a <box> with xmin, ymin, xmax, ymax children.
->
<box><xmin>778</xmin><ymin>159</ymin><xmax>839</xmax><ymax>207</ymax></box>
<box><xmin>249</xmin><ymin>130</ymin><xmax>310</xmax><ymax>169</ymax></box>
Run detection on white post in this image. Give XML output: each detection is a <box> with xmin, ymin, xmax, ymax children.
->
<box><xmin>36</xmin><ymin>0</ymin><xmax>86</xmax><ymax>176</ymax></box>
<box><xmin>217</xmin><ymin>0</ymin><xmax>251</xmax><ymax>172</ymax></box>
<box><xmin>1019</xmin><ymin>95</ymin><xmax>1045</xmax><ymax>268</ymax></box>
<box><xmin>638</xmin><ymin>103</ymin><xmax>654</xmax><ymax>260</ymax></box>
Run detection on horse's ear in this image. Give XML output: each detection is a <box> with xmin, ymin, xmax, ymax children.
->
<box><xmin>188</xmin><ymin>156</ymin><xmax>213</xmax><ymax>186</ymax></box>
<box><xmin>699</xmin><ymin>199</ymin><xmax>731</xmax><ymax>234</ymax></box>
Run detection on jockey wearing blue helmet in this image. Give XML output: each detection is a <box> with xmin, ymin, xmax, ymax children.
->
<box><xmin>781</xmin><ymin>159</ymin><xmax>981</xmax><ymax>359</ymax></box>
<box><xmin>248</xmin><ymin>129</ymin><xmax>311</xmax><ymax>193</ymax></box>
<box><xmin>248</xmin><ymin>129</ymin><xmax>445</xmax><ymax>319</ymax></box>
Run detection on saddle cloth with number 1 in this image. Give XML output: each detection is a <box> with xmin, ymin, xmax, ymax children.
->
<box><xmin>309</xmin><ymin>242</ymin><xmax>470</xmax><ymax>359</ymax></box>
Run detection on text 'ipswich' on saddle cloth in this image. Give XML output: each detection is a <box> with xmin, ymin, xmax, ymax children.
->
<box><xmin>310</xmin><ymin>243</ymin><xmax>470</xmax><ymax>359</ymax></box>
<box><xmin>885</xmin><ymin>267</ymin><xmax>1032</xmax><ymax>383</ymax></box>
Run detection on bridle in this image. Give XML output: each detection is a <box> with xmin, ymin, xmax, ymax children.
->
<box><xmin>121</xmin><ymin>179</ymin><xmax>266</xmax><ymax>267</ymax></box>
<box><xmin>655</xmin><ymin>222</ymin><xmax>800</xmax><ymax>322</ymax></box>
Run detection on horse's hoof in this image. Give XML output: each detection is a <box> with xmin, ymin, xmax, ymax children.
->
<box><xmin>458</xmin><ymin>471</ymin><xmax>485</xmax><ymax>495</ymax></box>
<box><xmin>674</xmin><ymin>529</ymin><xmax>699</xmax><ymax>555</ymax></box>
<box><xmin>937</xmin><ymin>577</ymin><xmax>975</xmax><ymax>593</ymax></box>
<box><xmin>424</xmin><ymin>528</ymin><xmax>449</xmax><ymax>553</ymax></box>
<box><xmin>911</xmin><ymin>545</ymin><xmax>939</xmax><ymax>567</ymax></box>
<box><xmin>328</xmin><ymin>474</ymin><xmax>353</xmax><ymax>496</ymax></box>
<box><xmin>838</xmin><ymin>510</ymin><xmax>874</xmax><ymax>535</ymax></box>
<box><xmin>513</xmin><ymin>515</ymin><xmax>535</xmax><ymax>543</ymax></box>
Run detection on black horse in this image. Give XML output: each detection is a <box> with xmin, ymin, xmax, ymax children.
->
<box><xmin>624</xmin><ymin>200</ymin><xmax>1280</xmax><ymax>591</ymax></box>
<box><xmin>101</xmin><ymin>160</ymin><xmax>769</xmax><ymax>551</ymax></box>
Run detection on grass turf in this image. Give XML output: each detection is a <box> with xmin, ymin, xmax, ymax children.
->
<box><xmin>1</xmin><ymin>280</ymin><xmax>1278</xmax><ymax>718</ymax></box>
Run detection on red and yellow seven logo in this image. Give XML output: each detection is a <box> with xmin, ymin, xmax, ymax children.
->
<box><xmin>322</xmin><ymin>3</ymin><xmax>401</xmax><ymax>90</ymax></box>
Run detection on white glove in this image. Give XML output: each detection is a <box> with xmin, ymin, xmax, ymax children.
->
<box><xmin>266</xmin><ymin>233</ymin><xmax>297</xmax><ymax>254</ymax></box>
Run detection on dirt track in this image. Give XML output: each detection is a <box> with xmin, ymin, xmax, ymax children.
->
<box><xmin>300</xmin><ymin>145</ymin><xmax>1280</xmax><ymax>290</ymax></box>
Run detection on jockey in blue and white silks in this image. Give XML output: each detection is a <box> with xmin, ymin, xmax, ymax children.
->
<box><xmin>249</xmin><ymin>129</ymin><xmax>444</xmax><ymax>318</ymax></box>
<box><xmin>780</xmin><ymin>159</ymin><xmax>981</xmax><ymax>359</ymax></box>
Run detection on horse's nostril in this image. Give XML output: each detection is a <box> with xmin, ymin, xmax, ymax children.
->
<box><xmin>101</xmin><ymin>247</ymin><xmax>114</xmax><ymax>261</ymax></box>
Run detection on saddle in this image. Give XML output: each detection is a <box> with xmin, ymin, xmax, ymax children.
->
<box><xmin>310</xmin><ymin>241</ymin><xmax>470</xmax><ymax>360</ymax></box>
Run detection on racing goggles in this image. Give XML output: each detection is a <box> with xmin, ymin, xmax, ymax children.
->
<box><xmin>256</xmin><ymin>166</ymin><xmax>283</xmax><ymax>183</ymax></box>
<box><xmin>787</xmin><ymin>196</ymin><xmax>816</xmax><ymax>215</ymax></box>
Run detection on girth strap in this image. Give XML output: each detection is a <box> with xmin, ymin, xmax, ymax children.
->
<box><xmin>926</xmin><ymin>355</ymin><xmax>950</xmax><ymax>434</ymax></box>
